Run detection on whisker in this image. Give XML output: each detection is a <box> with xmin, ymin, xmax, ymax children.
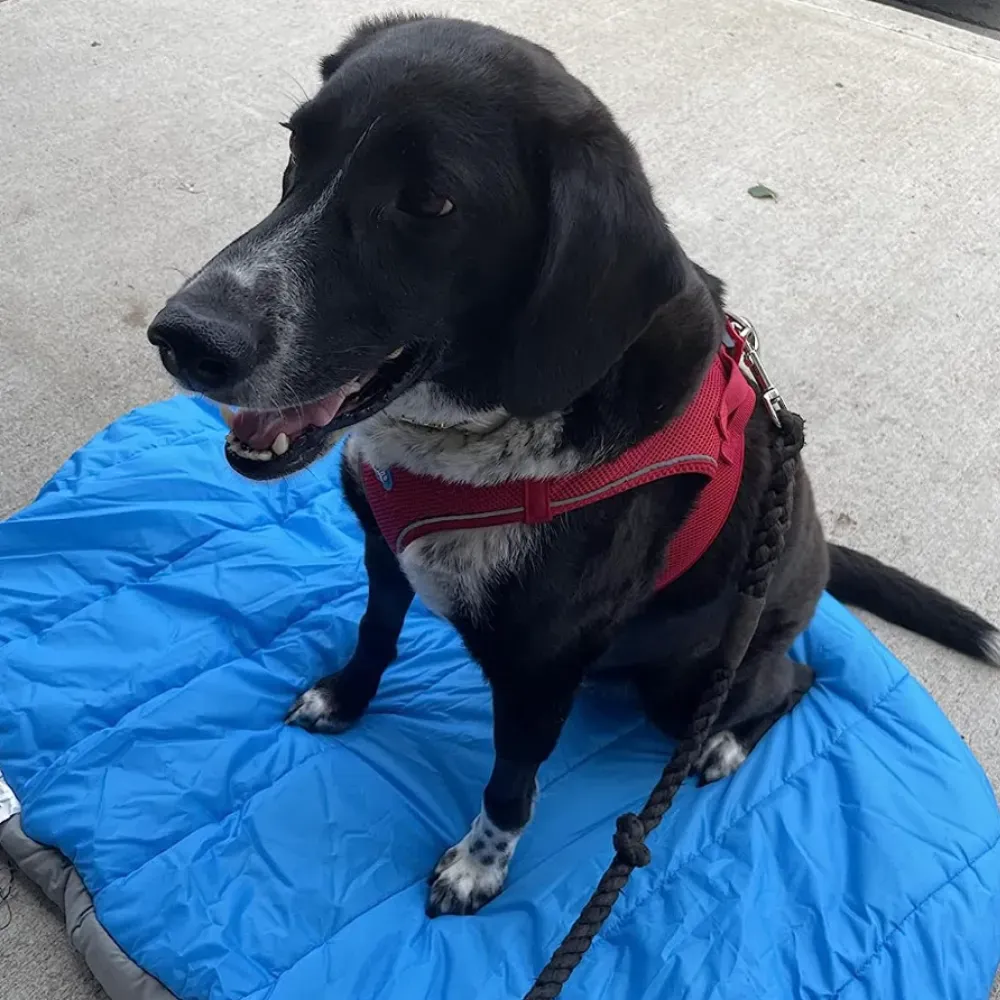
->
<box><xmin>274</xmin><ymin>88</ymin><xmax>304</xmax><ymax>115</ymax></box>
<box><xmin>280</xmin><ymin>68</ymin><xmax>311</xmax><ymax>103</ymax></box>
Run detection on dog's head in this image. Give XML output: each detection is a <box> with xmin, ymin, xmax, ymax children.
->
<box><xmin>147</xmin><ymin>15</ymin><xmax>713</xmax><ymax>480</ymax></box>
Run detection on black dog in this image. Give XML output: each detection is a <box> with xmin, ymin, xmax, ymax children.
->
<box><xmin>147</xmin><ymin>15</ymin><xmax>999</xmax><ymax>917</ymax></box>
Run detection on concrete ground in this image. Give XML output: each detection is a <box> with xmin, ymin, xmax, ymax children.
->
<box><xmin>1</xmin><ymin>0</ymin><xmax>999</xmax><ymax>997</ymax></box>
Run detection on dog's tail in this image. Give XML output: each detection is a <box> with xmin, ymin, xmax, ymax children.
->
<box><xmin>826</xmin><ymin>543</ymin><xmax>999</xmax><ymax>665</ymax></box>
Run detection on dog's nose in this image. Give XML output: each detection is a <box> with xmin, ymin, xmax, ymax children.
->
<box><xmin>147</xmin><ymin>302</ymin><xmax>252</xmax><ymax>393</ymax></box>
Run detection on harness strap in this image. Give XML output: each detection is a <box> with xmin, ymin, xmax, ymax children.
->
<box><xmin>362</xmin><ymin>321</ymin><xmax>758</xmax><ymax>589</ymax></box>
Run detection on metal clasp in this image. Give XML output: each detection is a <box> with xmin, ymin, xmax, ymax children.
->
<box><xmin>726</xmin><ymin>312</ymin><xmax>786</xmax><ymax>428</ymax></box>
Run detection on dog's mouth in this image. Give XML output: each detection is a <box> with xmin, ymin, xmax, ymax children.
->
<box><xmin>221</xmin><ymin>344</ymin><xmax>434</xmax><ymax>480</ymax></box>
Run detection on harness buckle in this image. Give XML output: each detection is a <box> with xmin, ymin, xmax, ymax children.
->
<box><xmin>726</xmin><ymin>312</ymin><xmax>786</xmax><ymax>428</ymax></box>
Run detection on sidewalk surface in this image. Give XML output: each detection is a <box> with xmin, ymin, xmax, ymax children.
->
<box><xmin>2</xmin><ymin>1</ymin><xmax>999</xmax><ymax>997</ymax></box>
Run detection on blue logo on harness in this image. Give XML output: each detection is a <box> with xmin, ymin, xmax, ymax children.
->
<box><xmin>373</xmin><ymin>466</ymin><xmax>393</xmax><ymax>491</ymax></box>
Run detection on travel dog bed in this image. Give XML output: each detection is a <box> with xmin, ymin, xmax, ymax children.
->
<box><xmin>1</xmin><ymin>395</ymin><xmax>998</xmax><ymax>1000</ymax></box>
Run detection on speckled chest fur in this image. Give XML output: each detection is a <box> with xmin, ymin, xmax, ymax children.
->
<box><xmin>344</xmin><ymin>383</ymin><xmax>589</xmax><ymax>619</ymax></box>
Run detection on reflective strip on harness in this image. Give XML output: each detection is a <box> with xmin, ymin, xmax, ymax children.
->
<box><xmin>391</xmin><ymin>453</ymin><xmax>717</xmax><ymax>551</ymax></box>
<box><xmin>361</xmin><ymin>323</ymin><xmax>759</xmax><ymax>591</ymax></box>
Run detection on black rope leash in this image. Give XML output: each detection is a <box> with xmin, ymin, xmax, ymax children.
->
<box><xmin>524</xmin><ymin>408</ymin><xmax>805</xmax><ymax>999</ymax></box>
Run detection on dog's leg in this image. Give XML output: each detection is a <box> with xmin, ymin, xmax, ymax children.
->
<box><xmin>426</xmin><ymin>666</ymin><xmax>583</xmax><ymax>916</ymax></box>
<box><xmin>686</xmin><ymin>492</ymin><xmax>826</xmax><ymax>782</ymax></box>
<box><xmin>286</xmin><ymin>525</ymin><xmax>414</xmax><ymax>733</ymax></box>
<box><xmin>636</xmin><ymin>630</ymin><xmax>814</xmax><ymax>785</ymax></box>
<box><xmin>695</xmin><ymin>651</ymin><xmax>813</xmax><ymax>783</ymax></box>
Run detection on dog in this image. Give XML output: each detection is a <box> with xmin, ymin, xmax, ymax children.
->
<box><xmin>147</xmin><ymin>14</ymin><xmax>1000</xmax><ymax>917</ymax></box>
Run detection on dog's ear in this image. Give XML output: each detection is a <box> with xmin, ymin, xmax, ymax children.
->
<box><xmin>499</xmin><ymin>117</ymin><xmax>689</xmax><ymax>418</ymax></box>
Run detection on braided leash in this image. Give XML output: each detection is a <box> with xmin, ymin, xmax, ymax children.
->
<box><xmin>524</xmin><ymin>408</ymin><xmax>805</xmax><ymax>1000</ymax></box>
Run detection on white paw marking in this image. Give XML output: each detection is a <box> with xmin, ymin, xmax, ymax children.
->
<box><xmin>287</xmin><ymin>688</ymin><xmax>331</xmax><ymax>724</ymax></box>
<box><xmin>427</xmin><ymin>811</ymin><xmax>520</xmax><ymax>916</ymax></box>
<box><xmin>697</xmin><ymin>730</ymin><xmax>747</xmax><ymax>784</ymax></box>
<box><xmin>284</xmin><ymin>686</ymin><xmax>354</xmax><ymax>734</ymax></box>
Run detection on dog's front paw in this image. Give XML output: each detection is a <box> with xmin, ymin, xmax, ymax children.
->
<box><xmin>427</xmin><ymin>843</ymin><xmax>507</xmax><ymax>917</ymax></box>
<box><xmin>696</xmin><ymin>730</ymin><xmax>747</xmax><ymax>785</ymax></box>
<box><xmin>285</xmin><ymin>677</ymin><xmax>363</xmax><ymax>734</ymax></box>
<box><xmin>426</xmin><ymin>813</ymin><xmax>517</xmax><ymax>917</ymax></box>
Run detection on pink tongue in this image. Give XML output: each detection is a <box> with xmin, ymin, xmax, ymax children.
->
<box><xmin>231</xmin><ymin>385</ymin><xmax>356</xmax><ymax>449</ymax></box>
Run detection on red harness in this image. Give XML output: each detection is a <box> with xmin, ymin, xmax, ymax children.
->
<box><xmin>361</xmin><ymin>318</ymin><xmax>759</xmax><ymax>591</ymax></box>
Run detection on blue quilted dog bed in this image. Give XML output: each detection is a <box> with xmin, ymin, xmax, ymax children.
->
<box><xmin>1</xmin><ymin>396</ymin><xmax>999</xmax><ymax>1000</ymax></box>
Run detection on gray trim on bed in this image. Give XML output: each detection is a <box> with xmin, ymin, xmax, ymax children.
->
<box><xmin>0</xmin><ymin>815</ymin><xmax>178</xmax><ymax>1000</ymax></box>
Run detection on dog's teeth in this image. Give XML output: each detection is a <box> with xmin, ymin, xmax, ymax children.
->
<box><xmin>387</xmin><ymin>347</ymin><xmax>404</xmax><ymax>359</ymax></box>
<box><xmin>271</xmin><ymin>432</ymin><xmax>289</xmax><ymax>456</ymax></box>
<box><xmin>225</xmin><ymin>434</ymin><xmax>273</xmax><ymax>461</ymax></box>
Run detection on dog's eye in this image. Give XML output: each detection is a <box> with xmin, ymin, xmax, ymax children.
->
<box><xmin>396</xmin><ymin>187</ymin><xmax>455</xmax><ymax>219</ymax></box>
